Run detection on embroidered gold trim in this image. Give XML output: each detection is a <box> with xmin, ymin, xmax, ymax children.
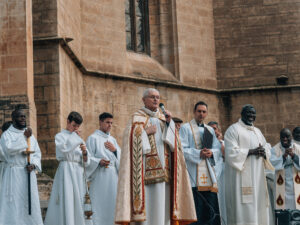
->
<box><xmin>136</xmin><ymin>110</ymin><xmax>170</xmax><ymax>185</ymax></box>
<box><xmin>242</xmin><ymin>187</ymin><xmax>253</xmax><ymax>195</ymax></box>
<box><xmin>131</xmin><ymin>123</ymin><xmax>145</xmax><ymax>216</ymax></box>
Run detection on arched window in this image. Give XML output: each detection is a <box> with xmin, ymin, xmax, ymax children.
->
<box><xmin>125</xmin><ymin>0</ymin><xmax>150</xmax><ymax>54</ymax></box>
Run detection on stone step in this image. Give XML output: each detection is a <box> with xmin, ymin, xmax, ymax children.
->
<box><xmin>37</xmin><ymin>173</ymin><xmax>52</xmax><ymax>220</ymax></box>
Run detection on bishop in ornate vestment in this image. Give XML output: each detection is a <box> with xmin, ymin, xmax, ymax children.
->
<box><xmin>270</xmin><ymin>128</ymin><xmax>300</xmax><ymax>210</ymax></box>
<box><xmin>115</xmin><ymin>88</ymin><xmax>196</xmax><ymax>225</ymax></box>
<box><xmin>224</xmin><ymin>104</ymin><xmax>274</xmax><ymax>225</ymax></box>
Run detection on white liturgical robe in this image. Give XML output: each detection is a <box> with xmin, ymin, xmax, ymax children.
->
<box><xmin>180</xmin><ymin>122</ymin><xmax>225</xmax><ymax>223</ymax></box>
<box><xmin>294</xmin><ymin>140</ymin><xmax>300</xmax><ymax>146</ymax></box>
<box><xmin>132</xmin><ymin>108</ymin><xmax>173</xmax><ymax>225</ymax></box>
<box><xmin>0</xmin><ymin>141</ymin><xmax>4</xmax><ymax>190</ymax></box>
<box><xmin>216</xmin><ymin>142</ymin><xmax>227</xmax><ymax>225</ymax></box>
<box><xmin>115</xmin><ymin>107</ymin><xmax>197</xmax><ymax>225</ymax></box>
<box><xmin>270</xmin><ymin>142</ymin><xmax>300</xmax><ymax>209</ymax></box>
<box><xmin>0</xmin><ymin>125</ymin><xmax>43</xmax><ymax>225</ymax></box>
<box><xmin>179</xmin><ymin>122</ymin><xmax>223</xmax><ymax>187</ymax></box>
<box><xmin>224</xmin><ymin>119</ymin><xmax>272</xmax><ymax>225</ymax></box>
<box><xmin>86</xmin><ymin>130</ymin><xmax>121</xmax><ymax>225</ymax></box>
<box><xmin>44</xmin><ymin>129</ymin><xmax>97</xmax><ymax>225</ymax></box>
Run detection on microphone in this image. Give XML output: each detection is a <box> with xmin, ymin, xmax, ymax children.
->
<box><xmin>159</xmin><ymin>103</ymin><xmax>169</xmax><ymax>118</ymax></box>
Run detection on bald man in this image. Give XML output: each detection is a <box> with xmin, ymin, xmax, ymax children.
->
<box><xmin>271</xmin><ymin>128</ymin><xmax>300</xmax><ymax>210</ymax></box>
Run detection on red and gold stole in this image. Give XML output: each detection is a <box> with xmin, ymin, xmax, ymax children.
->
<box><xmin>130</xmin><ymin>109</ymin><xmax>170</xmax><ymax>219</ymax></box>
<box><xmin>274</xmin><ymin>143</ymin><xmax>300</xmax><ymax>210</ymax></box>
<box><xmin>115</xmin><ymin>109</ymin><xmax>197</xmax><ymax>224</ymax></box>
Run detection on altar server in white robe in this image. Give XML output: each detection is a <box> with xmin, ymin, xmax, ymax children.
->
<box><xmin>0</xmin><ymin>121</ymin><xmax>12</xmax><ymax>189</ymax></box>
<box><xmin>86</xmin><ymin>112</ymin><xmax>121</xmax><ymax>225</ymax></box>
<box><xmin>180</xmin><ymin>102</ymin><xmax>223</xmax><ymax>225</ymax></box>
<box><xmin>224</xmin><ymin>104</ymin><xmax>273</xmax><ymax>225</ymax></box>
<box><xmin>1</xmin><ymin>121</ymin><xmax>13</xmax><ymax>135</ymax></box>
<box><xmin>0</xmin><ymin>108</ymin><xmax>43</xmax><ymax>225</ymax></box>
<box><xmin>115</xmin><ymin>88</ymin><xmax>196</xmax><ymax>225</ymax></box>
<box><xmin>270</xmin><ymin>128</ymin><xmax>300</xmax><ymax>210</ymax></box>
<box><xmin>293</xmin><ymin>127</ymin><xmax>300</xmax><ymax>146</ymax></box>
<box><xmin>45</xmin><ymin>111</ymin><xmax>97</xmax><ymax>225</ymax></box>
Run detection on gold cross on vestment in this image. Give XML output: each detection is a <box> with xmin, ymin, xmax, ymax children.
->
<box><xmin>200</xmin><ymin>174</ymin><xmax>208</xmax><ymax>184</ymax></box>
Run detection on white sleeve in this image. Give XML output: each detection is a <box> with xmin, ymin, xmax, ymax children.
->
<box><xmin>0</xmin><ymin>141</ymin><xmax>6</xmax><ymax>161</ymax></box>
<box><xmin>85</xmin><ymin>136</ymin><xmax>100</xmax><ymax>179</ymax></box>
<box><xmin>55</xmin><ymin>132</ymin><xmax>83</xmax><ymax>154</ymax></box>
<box><xmin>269</xmin><ymin>147</ymin><xmax>284</xmax><ymax>170</ymax></box>
<box><xmin>211</xmin><ymin>129</ymin><xmax>222</xmax><ymax>166</ymax></box>
<box><xmin>162</xmin><ymin>120</ymin><xmax>176</xmax><ymax>151</ymax></box>
<box><xmin>86</xmin><ymin>136</ymin><xmax>102</xmax><ymax>163</ymax></box>
<box><xmin>179</xmin><ymin>125</ymin><xmax>202</xmax><ymax>165</ymax></box>
<box><xmin>31</xmin><ymin>136</ymin><xmax>42</xmax><ymax>172</ymax></box>
<box><xmin>2</xmin><ymin>132</ymin><xmax>28</xmax><ymax>156</ymax></box>
<box><xmin>141</xmin><ymin>130</ymin><xmax>151</xmax><ymax>155</ymax></box>
<box><xmin>224</xmin><ymin>126</ymin><xmax>249</xmax><ymax>171</ymax></box>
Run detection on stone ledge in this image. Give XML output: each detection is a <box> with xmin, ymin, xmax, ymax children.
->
<box><xmin>33</xmin><ymin>36</ymin><xmax>300</xmax><ymax>95</ymax></box>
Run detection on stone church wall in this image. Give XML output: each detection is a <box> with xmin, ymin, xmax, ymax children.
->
<box><xmin>214</xmin><ymin>0</ymin><xmax>300</xmax><ymax>142</ymax></box>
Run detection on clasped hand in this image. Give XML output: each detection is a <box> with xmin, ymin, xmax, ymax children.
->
<box><xmin>100</xmin><ymin>159</ymin><xmax>110</xmax><ymax>167</ymax></box>
<box><xmin>284</xmin><ymin>148</ymin><xmax>295</xmax><ymax>159</ymax></box>
<box><xmin>200</xmin><ymin>148</ymin><xmax>213</xmax><ymax>159</ymax></box>
<box><xmin>26</xmin><ymin>164</ymin><xmax>35</xmax><ymax>173</ymax></box>
<box><xmin>248</xmin><ymin>144</ymin><xmax>266</xmax><ymax>159</ymax></box>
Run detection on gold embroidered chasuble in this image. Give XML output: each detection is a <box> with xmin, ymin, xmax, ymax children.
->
<box><xmin>273</xmin><ymin>143</ymin><xmax>300</xmax><ymax>209</ymax></box>
<box><xmin>115</xmin><ymin>108</ymin><xmax>196</xmax><ymax>225</ymax></box>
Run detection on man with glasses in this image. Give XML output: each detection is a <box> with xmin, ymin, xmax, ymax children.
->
<box><xmin>115</xmin><ymin>88</ymin><xmax>196</xmax><ymax>225</ymax></box>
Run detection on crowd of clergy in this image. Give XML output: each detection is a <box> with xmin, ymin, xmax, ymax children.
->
<box><xmin>0</xmin><ymin>87</ymin><xmax>300</xmax><ymax>225</ymax></box>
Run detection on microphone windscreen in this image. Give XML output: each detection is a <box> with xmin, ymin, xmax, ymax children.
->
<box><xmin>159</xmin><ymin>103</ymin><xmax>164</xmax><ymax>108</ymax></box>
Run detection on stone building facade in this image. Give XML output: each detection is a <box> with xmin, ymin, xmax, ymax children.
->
<box><xmin>1</xmin><ymin>0</ymin><xmax>300</xmax><ymax>172</ymax></box>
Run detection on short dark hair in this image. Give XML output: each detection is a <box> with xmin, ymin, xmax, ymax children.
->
<box><xmin>99</xmin><ymin>112</ymin><xmax>113</xmax><ymax>121</ymax></box>
<box><xmin>280</xmin><ymin>128</ymin><xmax>292</xmax><ymax>136</ymax></box>
<box><xmin>11</xmin><ymin>104</ymin><xmax>26</xmax><ymax>119</ymax></box>
<box><xmin>173</xmin><ymin>117</ymin><xmax>183</xmax><ymax>123</ymax></box>
<box><xmin>293</xmin><ymin>127</ymin><xmax>300</xmax><ymax>135</ymax></box>
<box><xmin>67</xmin><ymin>111</ymin><xmax>83</xmax><ymax>125</ymax></box>
<box><xmin>208</xmin><ymin>121</ymin><xmax>218</xmax><ymax>127</ymax></box>
<box><xmin>241</xmin><ymin>104</ymin><xmax>255</xmax><ymax>115</ymax></box>
<box><xmin>1</xmin><ymin>121</ymin><xmax>13</xmax><ymax>132</ymax></box>
<box><xmin>194</xmin><ymin>101</ymin><xmax>208</xmax><ymax>111</ymax></box>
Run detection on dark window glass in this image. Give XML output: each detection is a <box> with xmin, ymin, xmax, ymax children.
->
<box><xmin>125</xmin><ymin>0</ymin><xmax>150</xmax><ymax>54</ymax></box>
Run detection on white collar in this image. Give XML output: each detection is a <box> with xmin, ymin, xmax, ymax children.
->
<box><xmin>142</xmin><ymin>107</ymin><xmax>159</xmax><ymax>118</ymax></box>
<box><xmin>9</xmin><ymin>125</ymin><xmax>25</xmax><ymax>133</ymax></box>
<box><xmin>62</xmin><ymin>129</ymin><xmax>72</xmax><ymax>134</ymax></box>
<box><xmin>95</xmin><ymin>129</ymin><xmax>109</xmax><ymax>138</ymax></box>
<box><xmin>238</xmin><ymin>118</ymin><xmax>255</xmax><ymax>131</ymax></box>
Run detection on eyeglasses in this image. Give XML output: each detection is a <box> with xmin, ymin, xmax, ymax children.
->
<box><xmin>147</xmin><ymin>95</ymin><xmax>160</xmax><ymax>100</ymax></box>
